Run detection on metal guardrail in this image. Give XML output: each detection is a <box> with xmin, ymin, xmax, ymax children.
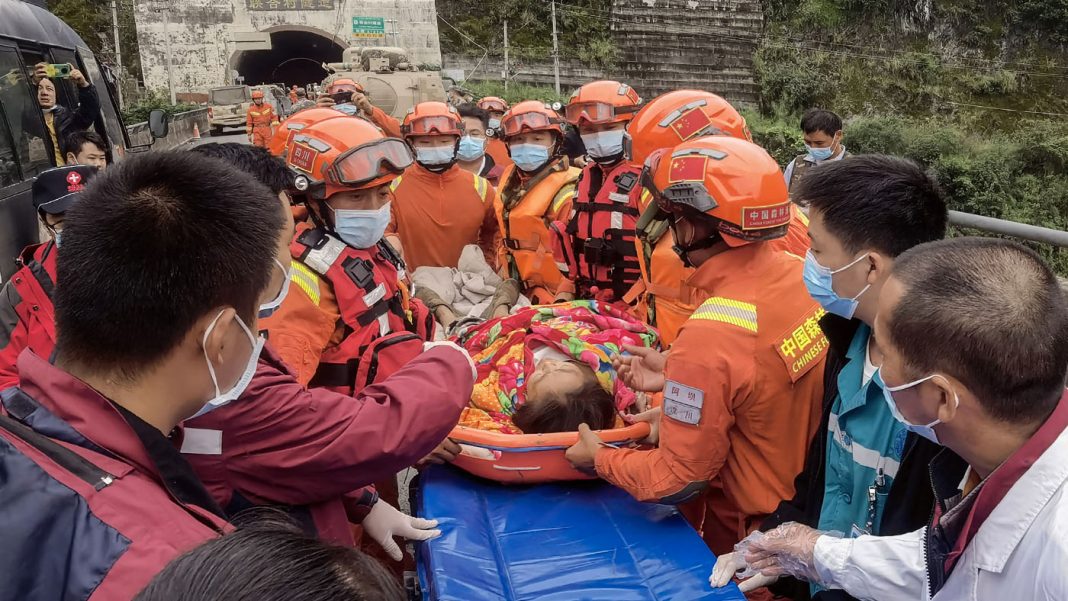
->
<box><xmin>949</xmin><ymin>210</ymin><xmax>1068</xmax><ymax>248</ymax></box>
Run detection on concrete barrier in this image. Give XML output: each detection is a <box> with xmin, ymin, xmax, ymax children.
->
<box><xmin>127</xmin><ymin>107</ymin><xmax>210</xmax><ymax>151</ymax></box>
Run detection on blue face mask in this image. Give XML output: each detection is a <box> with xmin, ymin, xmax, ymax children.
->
<box><xmin>415</xmin><ymin>145</ymin><xmax>456</xmax><ymax>167</ymax></box>
<box><xmin>806</xmin><ymin>145</ymin><xmax>834</xmax><ymax>162</ymax></box>
<box><xmin>581</xmin><ymin>129</ymin><xmax>626</xmax><ymax>161</ymax></box>
<box><xmin>510</xmin><ymin>143</ymin><xmax>551</xmax><ymax>173</ymax></box>
<box><xmin>333</xmin><ymin>202</ymin><xmax>392</xmax><ymax>249</ymax></box>
<box><xmin>457</xmin><ymin>136</ymin><xmax>486</xmax><ymax>161</ymax></box>
<box><xmin>53</xmin><ymin>232</ymin><xmax>62</xmax><ymax>248</ymax></box>
<box><xmin>803</xmin><ymin>250</ymin><xmax>871</xmax><ymax>319</ymax></box>
<box><xmin>880</xmin><ymin>372</ymin><xmax>959</xmax><ymax>445</ymax></box>
<box><xmin>488</xmin><ymin>117</ymin><xmax>502</xmax><ymax>131</ymax></box>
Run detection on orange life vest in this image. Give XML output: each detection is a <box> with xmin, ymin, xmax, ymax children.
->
<box><xmin>496</xmin><ymin>159</ymin><xmax>580</xmax><ymax>304</ymax></box>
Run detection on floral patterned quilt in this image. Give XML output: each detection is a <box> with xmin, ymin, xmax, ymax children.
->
<box><xmin>453</xmin><ymin>301</ymin><xmax>660</xmax><ymax>434</ymax></box>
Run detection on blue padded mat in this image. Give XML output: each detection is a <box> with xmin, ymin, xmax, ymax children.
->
<box><xmin>415</xmin><ymin>466</ymin><xmax>744</xmax><ymax>601</ymax></box>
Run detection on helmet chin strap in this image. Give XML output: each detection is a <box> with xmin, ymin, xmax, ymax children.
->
<box><xmin>418</xmin><ymin>160</ymin><xmax>457</xmax><ymax>173</ymax></box>
<box><xmin>669</xmin><ymin>216</ymin><xmax>720</xmax><ymax>268</ymax></box>
<box><xmin>591</xmin><ymin>151</ymin><xmax>625</xmax><ymax>166</ymax></box>
<box><xmin>307</xmin><ymin>197</ymin><xmax>337</xmax><ymax>235</ymax></box>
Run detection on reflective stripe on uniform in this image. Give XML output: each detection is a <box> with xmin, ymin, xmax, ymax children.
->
<box><xmin>689</xmin><ymin>296</ymin><xmax>758</xmax><ymax>333</ymax></box>
<box><xmin>290</xmin><ymin>261</ymin><xmax>321</xmax><ymax>306</ymax></box>
<box><xmin>473</xmin><ymin>176</ymin><xmax>488</xmax><ymax>202</ymax></box>
<box><xmin>828</xmin><ymin>413</ymin><xmax>901</xmax><ymax>479</ymax></box>
<box><xmin>390</xmin><ymin>175</ymin><xmax>404</xmax><ymax>192</ymax></box>
<box><xmin>551</xmin><ymin>183</ymin><xmax>577</xmax><ymax>213</ymax></box>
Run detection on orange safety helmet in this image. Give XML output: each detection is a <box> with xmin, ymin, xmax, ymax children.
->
<box><xmin>644</xmin><ymin>136</ymin><xmax>789</xmax><ymax>247</ymax></box>
<box><xmin>400</xmin><ymin>101</ymin><xmax>464</xmax><ymax>138</ymax></box>
<box><xmin>477</xmin><ymin>96</ymin><xmax>509</xmax><ymax>114</ymax></box>
<box><xmin>286</xmin><ymin>116</ymin><xmax>413</xmax><ymax>201</ymax></box>
<box><xmin>327</xmin><ymin>78</ymin><xmax>365</xmax><ymax>94</ymax></box>
<box><xmin>251</xmin><ymin>89</ymin><xmax>265</xmax><ymax>100</ymax></box>
<box><xmin>268</xmin><ymin>107</ymin><xmax>348</xmax><ymax>157</ymax></box>
<box><xmin>564</xmin><ymin>80</ymin><xmax>642</xmax><ymax>126</ymax></box>
<box><xmin>498</xmin><ymin>101</ymin><xmax>565</xmax><ymax>140</ymax></box>
<box><xmin>625</xmin><ymin>90</ymin><xmax>752</xmax><ymax>167</ymax></box>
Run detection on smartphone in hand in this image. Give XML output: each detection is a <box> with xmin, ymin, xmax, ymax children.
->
<box><xmin>44</xmin><ymin>63</ymin><xmax>72</xmax><ymax>79</ymax></box>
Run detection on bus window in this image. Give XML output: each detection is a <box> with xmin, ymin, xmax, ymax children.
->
<box><xmin>78</xmin><ymin>53</ymin><xmax>126</xmax><ymax>161</ymax></box>
<box><xmin>0</xmin><ymin>45</ymin><xmax>51</xmax><ymax>180</ymax></box>
<box><xmin>0</xmin><ymin>106</ymin><xmax>17</xmax><ymax>187</ymax></box>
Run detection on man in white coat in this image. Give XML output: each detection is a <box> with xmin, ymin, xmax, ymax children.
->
<box><xmin>725</xmin><ymin>237</ymin><xmax>1068</xmax><ymax>601</ymax></box>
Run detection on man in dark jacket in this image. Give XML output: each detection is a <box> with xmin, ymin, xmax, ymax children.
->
<box><xmin>0</xmin><ymin>151</ymin><xmax>283</xmax><ymax>599</ymax></box>
<box><xmin>26</xmin><ymin>62</ymin><xmax>101</xmax><ymax>165</ymax></box>
<box><xmin>711</xmin><ymin>155</ymin><xmax>959</xmax><ymax>600</ymax></box>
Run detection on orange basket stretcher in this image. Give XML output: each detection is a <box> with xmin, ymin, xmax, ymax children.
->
<box><xmin>447</xmin><ymin>301</ymin><xmax>660</xmax><ymax>484</ymax></box>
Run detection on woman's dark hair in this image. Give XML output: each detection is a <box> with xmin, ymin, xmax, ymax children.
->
<box><xmin>134</xmin><ymin>523</ymin><xmax>404</xmax><ymax>601</ymax></box>
<box><xmin>514</xmin><ymin>362</ymin><xmax>616</xmax><ymax>434</ymax></box>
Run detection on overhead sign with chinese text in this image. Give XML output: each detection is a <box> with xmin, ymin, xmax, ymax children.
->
<box><xmin>246</xmin><ymin>0</ymin><xmax>334</xmax><ymax>11</ymax></box>
<box><xmin>352</xmin><ymin>16</ymin><xmax>386</xmax><ymax>38</ymax></box>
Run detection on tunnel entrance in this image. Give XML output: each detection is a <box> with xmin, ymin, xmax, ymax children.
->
<box><xmin>235</xmin><ymin>29</ymin><xmax>345</xmax><ymax>87</ymax></box>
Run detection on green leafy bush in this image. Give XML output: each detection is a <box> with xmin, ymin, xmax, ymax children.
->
<box><xmin>749</xmin><ymin>110</ymin><xmax>1068</xmax><ymax>272</ymax></box>
<box><xmin>464</xmin><ymin>81</ymin><xmax>571</xmax><ymax>106</ymax></box>
<box><xmin>121</xmin><ymin>91</ymin><xmax>199</xmax><ymax>125</ymax></box>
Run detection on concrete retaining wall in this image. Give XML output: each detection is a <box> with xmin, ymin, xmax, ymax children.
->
<box><xmin>127</xmin><ymin>108</ymin><xmax>211</xmax><ymax>151</ymax></box>
<box><xmin>442</xmin><ymin>55</ymin><xmax>609</xmax><ymax>96</ymax></box>
<box><xmin>443</xmin><ymin>0</ymin><xmax>762</xmax><ymax>106</ymax></box>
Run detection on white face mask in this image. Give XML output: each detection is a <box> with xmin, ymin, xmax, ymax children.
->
<box><xmin>415</xmin><ymin>145</ymin><xmax>456</xmax><ymax>166</ymax></box>
<box><xmin>581</xmin><ymin>129</ymin><xmax>626</xmax><ymax>161</ymax></box>
<box><xmin>880</xmin><ymin>372</ymin><xmax>959</xmax><ymax>445</ymax></box>
<box><xmin>258</xmin><ymin>259</ymin><xmax>291</xmax><ymax>319</ymax></box>
<box><xmin>333</xmin><ymin>202</ymin><xmax>392</xmax><ymax>249</ymax></box>
<box><xmin>192</xmin><ymin>309</ymin><xmax>264</xmax><ymax>418</ymax></box>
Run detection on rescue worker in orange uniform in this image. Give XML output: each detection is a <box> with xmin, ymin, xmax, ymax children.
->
<box><xmin>385</xmin><ymin>102</ymin><xmax>498</xmax><ymax>270</ymax></box>
<box><xmin>553</xmin><ymin>80</ymin><xmax>644</xmax><ymax>303</ymax></box>
<box><xmin>262</xmin><ymin>115</ymin><xmax>435</xmax><ymax>392</ymax></box>
<box><xmin>320</xmin><ymin>78</ymin><xmax>402</xmax><ymax>138</ymax></box>
<box><xmin>478</xmin><ymin>96</ymin><xmax>513</xmax><ymax>170</ymax></box>
<box><xmin>246</xmin><ymin>89</ymin><xmax>279</xmax><ymax>148</ymax></box>
<box><xmin>567</xmin><ymin>136</ymin><xmax>828</xmax><ymax>557</ymax></box>
<box><xmin>267</xmin><ymin>107</ymin><xmax>352</xmax><ymax>224</ymax></box>
<box><xmin>623</xmin><ymin>90</ymin><xmax>811</xmax><ymax>344</ymax></box>
<box><xmin>267</xmin><ymin>107</ymin><xmax>351</xmax><ymax>158</ymax></box>
<box><xmin>495</xmin><ymin>101</ymin><xmax>581</xmax><ymax>304</ymax></box>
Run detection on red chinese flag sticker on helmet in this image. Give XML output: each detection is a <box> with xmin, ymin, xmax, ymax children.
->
<box><xmin>290</xmin><ymin>144</ymin><xmax>319</xmax><ymax>174</ymax></box>
<box><xmin>742</xmin><ymin>203</ymin><xmax>793</xmax><ymax>229</ymax></box>
<box><xmin>669</xmin><ymin>108</ymin><xmax>714</xmax><ymax>141</ymax></box>
<box><xmin>668</xmin><ymin>155</ymin><xmax>708</xmax><ymax>183</ymax></box>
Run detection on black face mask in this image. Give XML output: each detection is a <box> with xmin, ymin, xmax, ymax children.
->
<box><xmin>669</xmin><ymin>215</ymin><xmax>720</xmax><ymax>268</ymax></box>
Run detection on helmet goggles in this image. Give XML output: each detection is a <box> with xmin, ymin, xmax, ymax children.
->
<box><xmin>330</xmin><ymin>138</ymin><xmax>413</xmax><ymax>187</ymax></box>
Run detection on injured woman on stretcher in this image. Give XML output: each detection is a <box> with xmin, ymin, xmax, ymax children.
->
<box><xmin>414</xmin><ymin>255</ymin><xmax>659</xmax><ymax>436</ymax></box>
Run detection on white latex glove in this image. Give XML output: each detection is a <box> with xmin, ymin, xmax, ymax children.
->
<box><xmin>710</xmin><ymin>551</ymin><xmax>780</xmax><ymax>593</ymax></box>
<box><xmin>745</xmin><ymin>522</ymin><xmax>826</xmax><ymax>582</ymax></box>
<box><xmin>362</xmin><ymin>500</ymin><xmax>441</xmax><ymax>562</ymax></box>
<box><xmin>423</xmin><ymin>340</ymin><xmax>477</xmax><ymax>380</ymax></box>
